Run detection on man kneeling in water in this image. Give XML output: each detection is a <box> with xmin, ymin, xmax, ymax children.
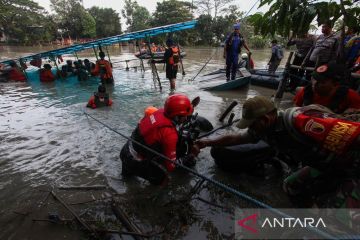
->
<box><xmin>120</xmin><ymin>94</ymin><xmax>198</xmax><ymax>185</ymax></box>
<box><xmin>86</xmin><ymin>85</ymin><xmax>113</xmax><ymax>109</ymax></box>
<box><xmin>193</xmin><ymin>96</ymin><xmax>360</xmax><ymax>207</ymax></box>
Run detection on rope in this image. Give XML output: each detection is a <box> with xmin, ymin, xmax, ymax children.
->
<box><xmin>83</xmin><ymin>111</ymin><xmax>336</xmax><ymax>239</ymax></box>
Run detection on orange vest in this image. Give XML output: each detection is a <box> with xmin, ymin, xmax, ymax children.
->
<box><xmin>168</xmin><ymin>47</ymin><xmax>179</xmax><ymax>65</ymax></box>
<box><xmin>40</xmin><ymin>69</ymin><xmax>55</xmax><ymax>82</ymax></box>
<box><xmin>92</xmin><ymin>59</ymin><xmax>113</xmax><ymax>79</ymax></box>
<box><xmin>9</xmin><ymin>68</ymin><xmax>26</xmax><ymax>81</ymax></box>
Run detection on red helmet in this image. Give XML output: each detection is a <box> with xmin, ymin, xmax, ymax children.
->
<box><xmin>164</xmin><ymin>94</ymin><xmax>193</xmax><ymax>119</ymax></box>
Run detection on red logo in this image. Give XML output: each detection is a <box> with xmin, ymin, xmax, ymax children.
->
<box><xmin>316</xmin><ymin>65</ymin><xmax>328</xmax><ymax>73</ymax></box>
<box><xmin>237</xmin><ymin>213</ymin><xmax>258</xmax><ymax>233</ymax></box>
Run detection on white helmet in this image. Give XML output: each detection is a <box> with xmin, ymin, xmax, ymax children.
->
<box><xmin>241</xmin><ymin>53</ymin><xmax>248</xmax><ymax>59</ymax></box>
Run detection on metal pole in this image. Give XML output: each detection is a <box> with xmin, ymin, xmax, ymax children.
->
<box><xmin>74</xmin><ymin>52</ymin><xmax>79</xmax><ymax>60</ymax></box>
<box><xmin>146</xmin><ymin>36</ymin><xmax>162</xmax><ymax>91</ymax></box>
<box><xmin>105</xmin><ymin>45</ymin><xmax>112</xmax><ymax>66</ymax></box>
<box><xmin>92</xmin><ymin>46</ymin><xmax>98</xmax><ymax>61</ymax></box>
<box><xmin>275</xmin><ymin>51</ymin><xmax>294</xmax><ymax>100</ymax></box>
<box><xmin>136</xmin><ymin>40</ymin><xmax>145</xmax><ymax>72</ymax></box>
<box><xmin>177</xmin><ymin>43</ymin><xmax>186</xmax><ymax>75</ymax></box>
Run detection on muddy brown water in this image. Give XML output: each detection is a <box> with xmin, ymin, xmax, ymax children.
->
<box><xmin>0</xmin><ymin>46</ymin><xmax>294</xmax><ymax>239</ymax></box>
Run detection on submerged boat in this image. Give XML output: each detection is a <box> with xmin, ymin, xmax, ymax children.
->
<box><xmin>203</xmin><ymin>68</ymin><xmax>284</xmax><ymax>89</ymax></box>
<box><xmin>200</xmin><ymin>76</ymin><xmax>250</xmax><ymax>91</ymax></box>
<box><xmin>250</xmin><ymin>69</ymin><xmax>284</xmax><ymax>89</ymax></box>
<box><xmin>134</xmin><ymin>51</ymin><xmax>186</xmax><ymax>59</ymax></box>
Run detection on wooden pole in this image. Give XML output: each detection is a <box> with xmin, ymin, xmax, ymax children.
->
<box><xmin>275</xmin><ymin>51</ymin><xmax>294</xmax><ymax>100</ymax></box>
<box><xmin>111</xmin><ymin>199</ymin><xmax>144</xmax><ymax>240</ymax></box>
<box><xmin>50</xmin><ymin>191</ymin><xmax>98</xmax><ymax>237</ymax></box>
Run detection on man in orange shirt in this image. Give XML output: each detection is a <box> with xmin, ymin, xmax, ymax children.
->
<box><xmin>92</xmin><ymin>52</ymin><xmax>113</xmax><ymax>84</ymax></box>
<box><xmin>293</xmin><ymin>62</ymin><xmax>360</xmax><ymax>113</ymax></box>
<box><xmin>40</xmin><ymin>64</ymin><xmax>55</xmax><ymax>82</ymax></box>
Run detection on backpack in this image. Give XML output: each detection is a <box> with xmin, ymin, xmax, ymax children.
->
<box><xmin>169</xmin><ymin>47</ymin><xmax>180</xmax><ymax>65</ymax></box>
<box><xmin>276</xmin><ymin>45</ymin><xmax>284</xmax><ymax>60</ymax></box>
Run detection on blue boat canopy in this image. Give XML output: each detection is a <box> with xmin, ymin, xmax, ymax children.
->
<box><xmin>1</xmin><ymin>20</ymin><xmax>197</xmax><ymax>64</ymax></box>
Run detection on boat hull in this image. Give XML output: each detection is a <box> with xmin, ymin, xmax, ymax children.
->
<box><xmin>200</xmin><ymin>76</ymin><xmax>250</xmax><ymax>91</ymax></box>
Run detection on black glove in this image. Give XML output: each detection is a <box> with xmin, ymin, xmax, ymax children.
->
<box><xmin>177</xmin><ymin>154</ymin><xmax>196</xmax><ymax>167</ymax></box>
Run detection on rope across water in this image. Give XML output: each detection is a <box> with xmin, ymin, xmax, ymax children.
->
<box><xmin>84</xmin><ymin>110</ymin><xmax>337</xmax><ymax>239</ymax></box>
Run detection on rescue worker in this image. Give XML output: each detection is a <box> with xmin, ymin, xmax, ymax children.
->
<box><xmin>308</xmin><ymin>21</ymin><xmax>338</xmax><ymax>67</ymax></box>
<box><xmin>293</xmin><ymin>62</ymin><xmax>360</xmax><ymax>113</ymax></box>
<box><xmin>224</xmin><ymin>23</ymin><xmax>251</xmax><ymax>81</ymax></box>
<box><xmin>65</xmin><ymin>60</ymin><xmax>74</xmax><ymax>74</ymax></box>
<box><xmin>39</xmin><ymin>64</ymin><xmax>55</xmax><ymax>82</ymax></box>
<box><xmin>75</xmin><ymin>59</ymin><xmax>89</xmax><ymax>81</ymax></box>
<box><xmin>86</xmin><ymin>84</ymin><xmax>113</xmax><ymax>109</ymax></box>
<box><xmin>120</xmin><ymin>94</ymin><xmax>197</xmax><ymax>185</ymax></box>
<box><xmin>193</xmin><ymin>96</ymin><xmax>360</xmax><ymax>207</ymax></box>
<box><xmin>0</xmin><ymin>61</ymin><xmax>26</xmax><ymax>81</ymax></box>
<box><xmin>268</xmin><ymin>39</ymin><xmax>283</xmax><ymax>74</ymax></box>
<box><xmin>153</xmin><ymin>39</ymin><xmax>179</xmax><ymax>91</ymax></box>
<box><xmin>92</xmin><ymin>52</ymin><xmax>114</xmax><ymax>84</ymax></box>
<box><xmin>144</xmin><ymin>106</ymin><xmax>158</xmax><ymax>117</ymax></box>
<box><xmin>287</xmin><ymin>33</ymin><xmax>315</xmax><ymax>89</ymax></box>
<box><xmin>84</xmin><ymin>59</ymin><xmax>96</xmax><ymax>75</ymax></box>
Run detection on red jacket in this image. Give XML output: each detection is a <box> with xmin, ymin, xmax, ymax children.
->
<box><xmin>40</xmin><ymin>69</ymin><xmax>55</xmax><ymax>82</ymax></box>
<box><xmin>92</xmin><ymin>59</ymin><xmax>113</xmax><ymax>79</ymax></box>
<box><xmin>133</xmin><ymin>109</ymin><xmax>178</xmax><ymax>171</ymax></box>
<box><xmin>87</xmin><ymin>94</ymin><xmax>113</xmax><ymax>109</ymax></box>
<box><xmin>294</xmin><ymin>86</ymin><xmax>360</xmax><ymax>113</ymax></box>
<box><xmin>8</xmin><ymin>68</ymin><xmax>26</xmax><ymax>81</ymax></box>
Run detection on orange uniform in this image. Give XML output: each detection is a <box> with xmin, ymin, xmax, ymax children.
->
<box><xmin>294</xmin><ymin>86</ymin><xmax>360</xmax><ymax>113</ymax></box>
<box><xmin>92</xmin><ymin>59</ymin><xmax>113</xmax><ymax>80</ymax></box>
<box><xmin>8</xmin><ymin>67</ymin><xmax>26</xmax><ymax>81</ymax></box>
<box><xmin>40</xmin><ymin>69</ymin><xmax>55</xmax><ymax>82</ymax></box>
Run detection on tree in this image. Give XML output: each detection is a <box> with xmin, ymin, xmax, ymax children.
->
<box><xmin>194</xmin><ymin>0</ymin><xmax>234</xmax><ymax>17</ymax></box>
<box><xmin>194</xmin><ymin>14</ymin><xmax>214</xmax><ymax>45</ymax></box>
<box><xmin>89</xmin><ymin>7</ymin><xmax>121</xmax><ymax>38</ymax></box>
<box><xmin>50</xmin><ymin>0</ymin><xmax>96</xmax><ymax>39</ymax></box>
<box><xmin>152</xmin><ymin>0</ymin><xmax>194</xmax><ymax>26</ymax></box>
<box><xmin>121</xmin><ymin>0</ymin><xmax>151</xmax><ymax>32</ymax></box>
<box><xmin>0</xmin><ymin>0</ymin><xmax>55</xmax><ymax>44</ymax></box>
<box><xmin>248</xmin><ymin>0</ymin><xmax>360</xmax><ymax>37</ymax></box>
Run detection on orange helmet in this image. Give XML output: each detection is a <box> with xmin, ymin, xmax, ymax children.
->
<box><xmin>144</xmin><ymin>106</ymin><xmax>158</xmax><ymax>117</ymax></box>
<box><xmin>164</xmin><ymin>94</ymin><xmax>193</xmax><ymax>119</ymax></box>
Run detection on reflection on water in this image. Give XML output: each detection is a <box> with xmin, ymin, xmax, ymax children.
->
<box><xmin>0</xmin><ymin>46</ymin><xmax>293</xmax><ymax>239</ymax></box>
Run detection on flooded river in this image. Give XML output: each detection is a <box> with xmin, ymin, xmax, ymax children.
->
<box><xmin>0</xmin><ymin>46</ymin><xmax>294</xmax><ymax>239</ymax></box>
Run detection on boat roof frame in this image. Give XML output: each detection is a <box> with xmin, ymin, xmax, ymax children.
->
<box><xmin>0</xmin><ymin>20</ymin><xmax>197</xmax><ymax>64</ymax></box>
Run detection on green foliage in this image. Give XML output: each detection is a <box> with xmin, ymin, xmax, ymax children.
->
<box><xmin>249</xmin><ymin>0</ymin><xmax>360</xmax><ymax>37</ymax></box>
<box><xmin>151</xmin><ymin>0</ymin><xmax>193</xmax><ymax>26</ymax></box>
<box><xmin>50</xmin><ymin>0</ymin><xmax>96</xmax><ymax>39</ymax></box>
<box><xmin>0</xmin><ymin>0</ymin><xmax>56</xmax><ymax>44</ymax></box>
<box><xmin>121</xmin><ymin>0</ymin><xmax>151</xmax><ymax>32</ymax></box>
<box><xmin>89</xmin><ymin>7</ymin><xmax>121</xmax><ymax>38</ymax></box>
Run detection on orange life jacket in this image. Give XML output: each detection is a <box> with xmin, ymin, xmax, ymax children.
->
<box><xmin>288</xmin><ymin>105</ymin><xmax>360</xmax><ymax>155</ymax></box>
<box><xmin>40</xmin><ymin>69</ymin><xmax>55</xmax><ymax>82</ymax></box>
<box><xmin>168</xmin><ymin>47</ymin><xmax>180</xmax><ymax>65</ymax></box>
<box><xmin>8</xmin><ymin>67</ymin><xmax>26</xmax><ymax>81</ymax></box>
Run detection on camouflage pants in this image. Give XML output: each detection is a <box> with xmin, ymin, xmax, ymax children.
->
<box><xmin>283</xmin><ymin>166</ymin><xmax>360</xmax><ymax>208</ymax></box>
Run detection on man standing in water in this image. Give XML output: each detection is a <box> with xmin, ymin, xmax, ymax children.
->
<box><xmin>224</xmin><ymin>23</ymin><xmax>251</xmax><ymax>81</ymax></box>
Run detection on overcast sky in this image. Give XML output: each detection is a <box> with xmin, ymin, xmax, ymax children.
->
<box><xmin>34</xmin><ymin>0</ymin><xmax>269</xmax><ymax>28</ymax></box>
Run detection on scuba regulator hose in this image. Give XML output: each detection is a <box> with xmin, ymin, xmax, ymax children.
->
<box><xmin>83</xmin><ymin>110</ymin><xmax>337</xmax><ymax>239</ymax></box>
